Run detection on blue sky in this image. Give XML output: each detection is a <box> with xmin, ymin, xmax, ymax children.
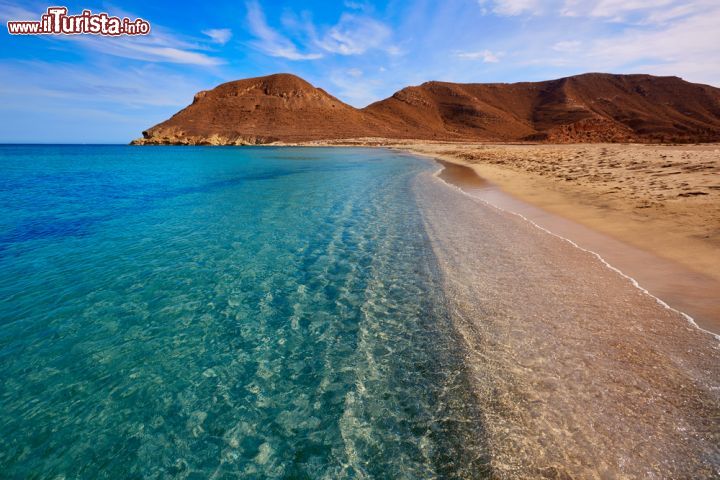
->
<box><xmin>1</xmin><ymin>0</ymin><xmax>718</xmax><ymax>143</ymax></box>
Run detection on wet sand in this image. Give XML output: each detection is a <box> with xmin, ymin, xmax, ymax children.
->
<box><xmin>436</xmin><ymin>159</ymin><xmax>720</xmax><ymax>334</ymax></box>
<box><xmin>413</xmin><ymin>168</ymin><xmax>720</xmax><ymax>479</ymax></box>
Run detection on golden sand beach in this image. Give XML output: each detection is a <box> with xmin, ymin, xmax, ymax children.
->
<box><xmin>402</xmin><ymin>143</ymin><xmax>720</xmax><ymax>280</ymax></box>
<box><xmin>294</xmin><ymin>139</ymin><xmax>720</xmax><ymax>331</ymax></box>
<box><xmin>400</xmin><ymin>142</ymin><xmax>720</xmax><ymax>330</ymax></box>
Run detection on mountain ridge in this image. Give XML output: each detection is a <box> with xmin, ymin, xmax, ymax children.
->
<box><xmin>132</xmin><ymin>73</ymin><xmax>720</xmax><ymax>145</ymax></box>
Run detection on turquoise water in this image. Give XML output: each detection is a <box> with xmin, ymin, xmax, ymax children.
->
<box><xmin>0</xmin><ymin>146</ymin><xmax>488</xmax><ymax>479</ymax></box>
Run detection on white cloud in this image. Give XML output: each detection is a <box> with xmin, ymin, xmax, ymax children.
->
<box><xmin>456</xmin><ymin>49</ymin><xmax>500</xmax><ymax>63</ymax></box>
<box><xmin>641</xmin><ymin>3</ymin><xmax>701</xmax><ymax>24</ymax></box>
<box><xmin>560</xmin><ymin>0</ymin><xmax>707</xmax><ymax>23</ymax></box>
<box><xmin>92</xmin><ymin>41</ymin><xmax>223</xmax><ymax>66</ymax></box>
<box><xmin>589</xmin><ymin>0</ymin><xmax>673</xmax><ymax>19</ymax></box>
<box><xmin>245</xmin><ymin>0</ymin><xmax>323</xmax><ymax>60</ymax></box>
<box><xmin>343</xmin><ymin>1</ymin><xmax>373</xmax><ymax>12</ymax></box>
<box><xmin>315</xmin><ymin>14</ymin><xmax>392</xmax><ymax>55</ymax></box>
<box><xmin>552</xmin><ymin>40</ymin><xmax>581</xmax><ymax>52</ymax></box>
<box><xmin>0</xmin><ymin>0</ymin><xmax>37</xmax><ymax>22</ymax></box>
<box><xmin>0</xmin><ymin>60</ymin><xmax>205</xmax><ymax>108</ymax></box>
<box><xmin>587</xmin><ymin>7</ymin><xmax>720</xmax><ymax>76</ymax></box>
<box><xmin>466</xmin><ymin>0</ymin><xmax>720</xmax><ymax>87</ymax></box>
<box><xmin>73</xmin><ymin>30</ymin><xmax>225</xmax><ymax>66</ymax></box>
<box><xmin>328</xmin><ymin>69</ymin><xmax>383</xmax><ymax>106</ymax></box>
<box><xmin>477</xmin><ymin>0</ymin><xmax>710</xmax><ymax>24</ymax></box>
<box><xmin>531</xmin><ymin>2</ymin><xmax>720</xmax><ymax>86</ymax></box>
<box><xmin>202</xmin><ymin>28</ymin><xmax>233</xmax><ymax>45</ymax></box>
<box><xmin>478</xmin><ymin>0</ymin><xmax>542</xmax><ymax>16</ymax></box>
<box><xmin>246</xmin><ymin>3</ymin><xmax>395</xmax><ymax>59</ymax></box>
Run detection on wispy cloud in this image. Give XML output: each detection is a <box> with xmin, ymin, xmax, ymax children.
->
<box><xmin>456</xmin><ymin>49</ymin><xmax>500</xmax><ymax>62</ymax></box>
<box><xmin>561</xmin><ymin>0</ymin><xmax>664</xmax><ymax>21</ymax></box>
<box><xmin>552</xmin><ymin>40</ymin><xmax>581</xmax><ymax>53</ymax></box>
<box><xmin>327</xmin><ymin>68</ymin><xmax>386</xmax><ymax>106</ymax></box>
<box><xmin>478</xmin><ymin>0</ymin><xmax>542</xmax><ymax>16</ymax></box>
<box><xmin>203</xmin><ymin>28</ymin><xmax>233</xmax><ymax>45</ymax></box>
<box><xmin>0</xmin><ymin>60</ymin><xmax>205</xmax><ymax>108</ymax></box>
<box><xmin>314</xmin><ymin>14</ymin><xmax>392</xmax><ymax>55</ymax></box>
<box><xmin>478</xmin><ymin>0</ymin><xmax>704</xmax><ymax>22</ymax></box>
<box><xmin>560</xmin><ymin>0</ymin><xmax>711</xmax><ymax>24</ymax></box>
<box><xmin>343</xmin><ymin>1</ymin><xmax>374</xmax><ymax>12</ymax></box>
<box><xmin>245</xmin><ymin>2</ymin><xmax>395</xmax><ymax>59</ymax></box>
<box><xmin>246</xmin><ymin>0</ymin><xmax>323</xmax><ymax>60</ymax></box>
<box><xmin>587</xmin><ymin>6</ymin><xmax>720</xmax><ymax>79</ymax></box>
<box><xmin>78</xmin><ymin>36</ymin><xmax>224</xmax><ymax>66</ymax></box>
<box><xmin>0</xmin><ymin>0</ymin><xmax>37</xmax><ymax>22</ymax></box>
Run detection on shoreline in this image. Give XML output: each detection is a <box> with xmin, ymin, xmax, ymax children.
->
<box><xmin>386</xmin><ymin>142</ymin><xmax>719</xmax><ymax>333</ymax></box>
<box><xmin>395</xmin><ymin>143</ymin><xmax>720</xmax><ymax>281</ymax></box>
<box><xmin>264</xmin><ymin>140</ymin><xmax>718</xmax><ymax>283</ymax></box>
<box><xmin>412</xmin><ymin>168</ymin><xmax>720</xmax><ymax>478</ymax></box>
<box><xmin>416</xmin><ymin>153</ymin><xmax>720</xmax><ymax>335</ymax></box>
<box><xmin>273</xmin><ymin>139</ymin><xmax>720</xmax><ymax>333</ymax></box>
<box><xmin>429</xmin><ymin>159</ymin><xmax>720</xmax><ymax>339</ymax></box>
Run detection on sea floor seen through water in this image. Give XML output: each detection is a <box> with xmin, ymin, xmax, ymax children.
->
<box><xmin>0</xmin><ymin>146</ymin><xmax>489</xmax><ymax>479</ymax></box>
<box><xmin>0</xmin><ymin>145</ymin><xmax>718</xmax><ymax>479</ymax></box>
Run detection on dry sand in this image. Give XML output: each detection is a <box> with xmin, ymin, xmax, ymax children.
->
<box><xmin>401</xmin><ymin>143</ymin><xmax>720</xmax><ymax>281</ymax></box>
<box><xmin>398</xmin><ymin>142</ymin><xmax>720</xmax><ymax>331</ymax></box>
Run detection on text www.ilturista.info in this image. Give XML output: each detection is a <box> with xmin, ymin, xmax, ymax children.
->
<box><xmin>7</xmin><ymin>7</ymin><xmax>150</xmax><ymax>35</ymax></box>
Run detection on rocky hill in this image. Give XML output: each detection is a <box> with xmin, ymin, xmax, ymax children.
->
<box><xmin>132</xmin><ymin>73</ymin><xmax>720</xmax><ymax>145</ymax></box>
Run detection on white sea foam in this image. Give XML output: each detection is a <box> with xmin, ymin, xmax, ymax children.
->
<box><xmin>429</xmin><ymin>163</ymin><xmax>720</xmax><ymax>343</ymax></box>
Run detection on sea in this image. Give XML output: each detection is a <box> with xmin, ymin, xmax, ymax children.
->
<box><xmin>0</xmin><ymin>145</ymin><xmax>489</xmax><ymax>479</ymax></box>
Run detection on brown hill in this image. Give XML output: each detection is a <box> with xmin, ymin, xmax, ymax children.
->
<box><xmin>132</xmin><ymin>73</ymin><xmax>720</xmax><ymax>145</ymax></box>
<box><xmin>134</xmin><ymin>73</ymin><xmax>384</xmax><ymax>145</ymax></box>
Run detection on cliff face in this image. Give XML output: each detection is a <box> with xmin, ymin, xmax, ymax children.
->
<box><xmin>133</xmin><ymin>73</ymin><xmax>720</xmax><ymax>145</ymax></box>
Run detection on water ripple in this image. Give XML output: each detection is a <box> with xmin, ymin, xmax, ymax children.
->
<box><xmin>0</xmin><ymin>146</ymin><xmax>489</xmax><ymax>478</ymax></box>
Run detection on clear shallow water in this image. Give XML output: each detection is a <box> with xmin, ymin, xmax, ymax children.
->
<box><xmin>0</xmin><ymin>146</ymin><xmax>488</xmax><ymax>479</ymax></box>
